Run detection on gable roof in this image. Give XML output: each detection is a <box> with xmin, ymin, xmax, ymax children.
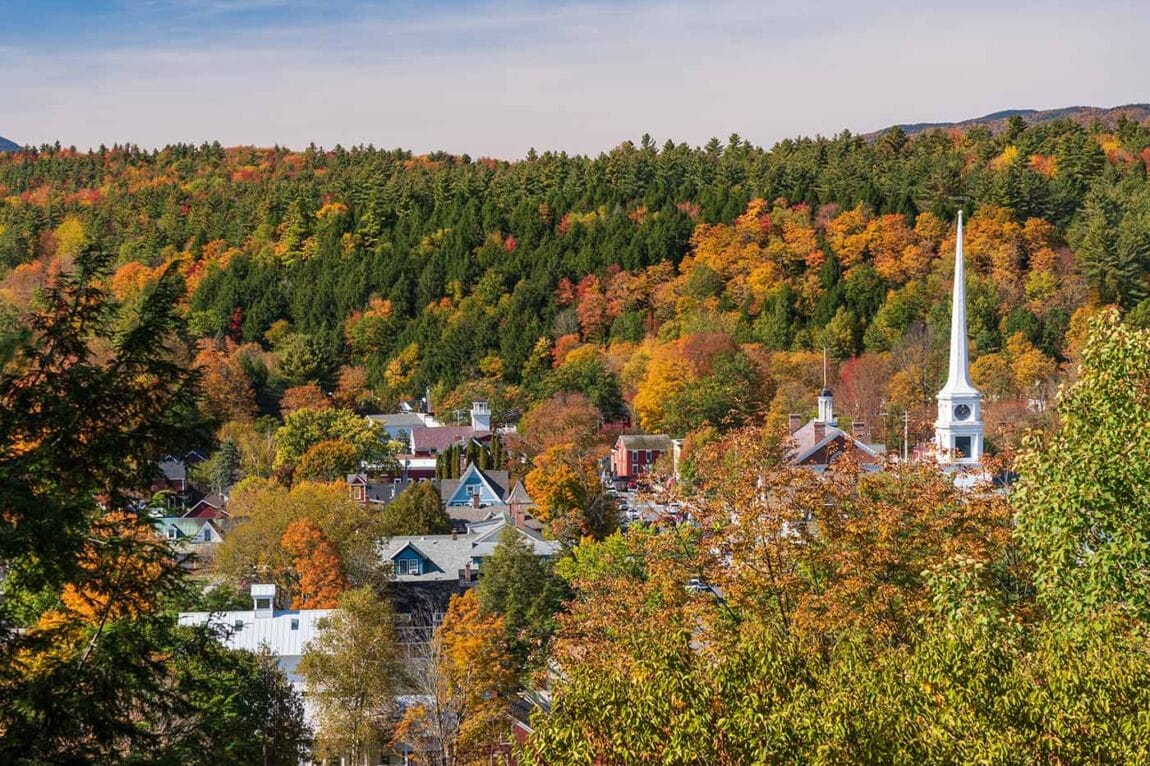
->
<box><xmin>410</xmin><ymin>426</ymin><xmax>490</xmax><ymax>453</ymax></box>
<box><xmin>366</xmin><ymin>412</ymin><xmax>434</xmax><ymax>429</ymax></box>
<box><xmin>157</xmin><ymin>458</ymin><xmax>186</xmax><ymax>482</ymax></box>
<box><xmin>615</xmin><ymin>434</ymin><xmax>673</xmax><ymax>451</ymax></box>
<box><xmin>158</xmin><ymin>517</ymin><xmax>225</xmax><ymax>541</ymax></box>
<box><xmin>505</xmin><ymin>480</ymin><xmax>533</xmax><ymax>506</ymax></box>
<box><xmin>347</xmin><ymin>475</ymin><xmax>411</xmax><ymax>504</ymax></box>
<box><xmin>387</xmin><ymin>540</ymin><xmax>434</xmax><ymax>563</ymax></box>
<box><xmin>184</xmin><ymin>493</ymin><xmax>226</xmax><ymax>517</ymax></box>
<box><xmin>787</xmin><ymin>421</ymin><xmax>884</xmax><ymax>465</ymax></box>
<box><xmin>440</xmin><ymin>464</ymin><xmax>509</xmax><ymax>505</ymax></box>
<box><xmin>377</xmin><ymin>516</ymin><xmax>560</xmax><ymax>582</ymax></box>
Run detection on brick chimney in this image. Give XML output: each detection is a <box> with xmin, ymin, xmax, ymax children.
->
<box><xmin>471</xmin><ymin>493</ymin><xmax>481</xmax><ymax>509</ymax></box>
<box><xmin>789</xmin><ymin>414</ymin><xmax>802</xmax><ymax>434</ymax></box>
<box><xmin>813</xmin><ymin>422</ymin><xmax>826</xmax><ymax>442</ymax></box>
<box><xmin>851</xmin><ymin>421</ymin><xmax>869</xmax><ymax>444</ymax></box>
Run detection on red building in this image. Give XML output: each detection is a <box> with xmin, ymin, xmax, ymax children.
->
<box><xmin>611</xmin><ymin>434</ymin><xmax>673</xmax><ymax>480</ymax></box>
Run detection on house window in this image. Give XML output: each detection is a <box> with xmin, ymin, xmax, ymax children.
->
<box><xmin>467</xmin><ymin>484</ymin><xmax>481</xmax><ymax>496</ymax></box>
<box><xmin>396</xmin><ymin>558</ymin><xmax>421</xmax><ymax>576</ymax></box>
<box><xmin>393</xmin><ymin>478</ymin><xmax>402</xmax><ymax>485</ymax></box>
<box><xmin>200</xmin><ymin>526</ymin><xmax>212</xmax><ymax>542</ymax></box>
<box><xmin>290</xmin><ymin>618</ymin><xmax>299</xmax><ymax>630</ymax></box>
<box><xmin>233</xmin><ymin>619</ymin><xmax>244</xmax><ymax>631</ymax></box>
<box><xmin>954</xmin><ymin>436</ymin><xmax>972</xmax><ymax>458</ymax></box>
<box><xmin>255</xmin><ymin>597</ymin><xmax>271</xmax><ymax>612</ymax></box>
<box><xmin>630</xmin><ymin>450</ymin><xmax>639</xmax><ymax>463</ymax></box>
<box><xmin>646</xmin><ymin>450</ymin><xmax>654</xmax><ymax>462</ymax></box>
<box><xmin>167</xmin><ymin>526</ymin><xmax>178</xmax><ymax>540</ymax></box>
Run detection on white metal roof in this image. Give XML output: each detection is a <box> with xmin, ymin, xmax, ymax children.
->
<box><xmin>178</xmin><ymin>609</ymin><xmax>332</xmax><ymax>658</ymax></box>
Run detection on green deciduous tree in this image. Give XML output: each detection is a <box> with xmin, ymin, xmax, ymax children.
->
<box><xmin>299</xmin><ymin>587</ymin><xmax>403</xmax><ymax>764</ymax></box>
<box><xmin>379</xmin><ymin>481</ymin><xmax>451</xmax><ymax>537</ymax></box>
<box><xmin>1014</xmin><ymin>310</ymin><xmax>1150</xmax><ymax>622</ymax></box>
<box><xmin>274</xmin><ymin>407</ymin><xmax>391</xmax><ymax>471</ymax></box>
<box><xmin>476</xmin><ymin>528</ymin><xmax>568</xmax><ymax>671</ymax></box>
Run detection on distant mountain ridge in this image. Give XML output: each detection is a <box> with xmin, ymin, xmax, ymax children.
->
<box><xmin>868</xmin><ymin>103</ymin><xmax>1150</xmax><ymax>138</ymax></box>
<box><xmin>0</xmin><ymin>135</ymin><xmax>21</xmax><ymax>152</ymax></box>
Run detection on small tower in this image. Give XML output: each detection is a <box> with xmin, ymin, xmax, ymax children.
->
<box><xmin>470</xmin><ymin>400</ymin><xmax>491</xmax><ymax>431</ymax></box>
<box><xmin>816</xmin><ymin>389</ymin><xmax>836</xmax><ymax>425</ymax></box>
<box><xmin>935</xmin><ymin>211</ymin><xmax>983</xmax><ymax>464</ymax></box>
<box><xmin>816</xmin><ymin>349</ymin><xmax>836</xmax><ymax>425</ymax></box>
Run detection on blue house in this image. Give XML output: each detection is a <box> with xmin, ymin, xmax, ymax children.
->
<box><xmin>440</xmin><ymin>463</ymin><xmax>510</xmax><ymax>508</ymax></box>
<box><xmin>378</xmin><ymin>515</ymin><xmax>559</xmax><ymax>585</ymax></box>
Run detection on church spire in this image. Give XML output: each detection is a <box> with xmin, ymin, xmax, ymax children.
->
<box><xmin>941</xmin><ymin>210</ymin><xmax>976</xmax><ymax>395</ymax></box>
<box><xmin>934</xmin><ymin>209</ymin><xmax>983</xmax><ymax>464</ymax></box>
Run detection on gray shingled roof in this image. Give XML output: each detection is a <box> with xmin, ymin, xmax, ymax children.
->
<box><xmin>366</xmin><ymin>413</ymin><xmax>430</xmax><ymax>428</ymax></box>
<box><xmin>505</xmin><ymin>480</ymin><xmax>534</xmax><ymax>506</ymax></box>
<box><xmin>158</xmin><ymin>458</ymin><xmax>186</xmax><ymax>482</ymax></box>
<box><xmin>616</xmin><ymin>434</ymin><xmax>673</xmax><ymax>451</ymax></box>
<box><xmin>378</xmin><ymin>516</ymin><xmax>559</xmax><ymax>583</ymax></box>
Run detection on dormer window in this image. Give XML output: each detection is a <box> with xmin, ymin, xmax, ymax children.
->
<box><xmin>396</xmin><ymin>558</ymin><xmax>421</xmax><ymax>575</ymax></box>
<box><xmin>167</xmin><ymin>526</ymin><xmax>178</xmax><ymax>540</ymax></box>
<box><xmin>254</xmin><ymin>597</ymin><xmax>272</xmax><ymax>612</ymax></box>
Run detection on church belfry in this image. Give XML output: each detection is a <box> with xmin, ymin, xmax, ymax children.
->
<box><xmin>935</xmin><ymin>210</ymin><xmax>983</xmax><ymax>464</ymax></box>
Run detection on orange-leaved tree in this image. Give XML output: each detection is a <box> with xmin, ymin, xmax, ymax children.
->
<box><xmin>282</xmin><ymin>518</ymin><xmax>348</xmax><ymax>609</ymax></box>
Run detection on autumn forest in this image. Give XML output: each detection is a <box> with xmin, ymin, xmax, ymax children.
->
<box><xmin>3</xmin><ymin>110</ymin><xmax>1150</xmax><ymax>763</ymax></box>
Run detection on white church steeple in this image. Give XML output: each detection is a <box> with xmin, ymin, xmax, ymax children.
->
<box><xmin>935</xmin><ymin>210</ymin><xmax>983</xmax><ymax>464</ymax></box>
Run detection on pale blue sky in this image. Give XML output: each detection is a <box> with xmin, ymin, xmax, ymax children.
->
<box><xmin>1</xmin><ymin>0</ymin><xmax>1147</xmax><ymax>156</ymax></box>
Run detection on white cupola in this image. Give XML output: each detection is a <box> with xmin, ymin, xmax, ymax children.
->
<box><xmin>470</xmin><ymin>400</ymin><xmax>491</xmax><ymax>431</ymax></box>
<box><xmin>816</xmin><ymin>388</ymin><xmax>836</xmax><ymax>425</ymax></box>
<box><xmin>935</xmin><ymin>210</ymin><xmax>983</xmax><ymax>464</ymax></box>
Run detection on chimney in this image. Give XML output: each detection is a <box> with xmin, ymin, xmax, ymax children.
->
<box><xmin>463</xmin><ymin>561</ymin><xmax>472</xmax><ymax>584</ymax></box>
<box><xmin>789</xmin><ymin>414</ymin><xmax>802</xmax><ymax>434</ymax></box>
<box><xmin>471</xmin><ymin>493</ymin><xmax>481</xmax><ymax>509</ymax></box>
<box><xmin>851</xmin><ymin>421</ymin><xmax>869</xmax><ymax>444</ymax></box>
<box><xmin>813</xmin><ymin>422</ymin><xmax>826</xmax><ymax>442</ymax></box>
<box><xmin>451</xmin><ymin>528</ymin><xmax>457</xmax><ymax>540</ymax></box>
<box><xmin>251</xmin><ymin>584</ymin><xmax>276</xmax><ymax>619</ymax></box>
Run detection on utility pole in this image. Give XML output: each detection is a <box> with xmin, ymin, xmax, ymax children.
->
<box><xmin>902</xmin><ymin>410</ymin><xmax>909</xmax><ymax>462</ymax></box>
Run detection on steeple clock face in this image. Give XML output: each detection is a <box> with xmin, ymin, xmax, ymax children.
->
<box><xmin>953</xmin><ymin>404</ymin><xmax>971</xmax><ymax>421</ymax></box>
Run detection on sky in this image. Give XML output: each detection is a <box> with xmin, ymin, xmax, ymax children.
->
<box><xmin>1</xmin><ymin>0</ymin><xmax>1147</xmax><ymax>158</ymax></box>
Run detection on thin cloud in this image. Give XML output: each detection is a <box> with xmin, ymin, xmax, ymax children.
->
<box><xmin>2</xmin><ymin>0</ymin><xmax>1147</xmax><ymax>156</ymax></box>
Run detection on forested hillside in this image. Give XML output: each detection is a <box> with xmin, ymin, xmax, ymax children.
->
<box><xmin>876</xmin><ymin>103</ymin><xmax>1150</xmax><ymax>137</ymax></box>
<box><xmin>2</xmin><ymin>114</ymin><xmax>1150</xmax><ymax>447</ymax></box>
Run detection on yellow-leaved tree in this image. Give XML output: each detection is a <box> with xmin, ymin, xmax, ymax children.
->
<box><xmin>395</xmin><ymin>589</ymin><xmax>517</xmax><ymax>765</ymax></box>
